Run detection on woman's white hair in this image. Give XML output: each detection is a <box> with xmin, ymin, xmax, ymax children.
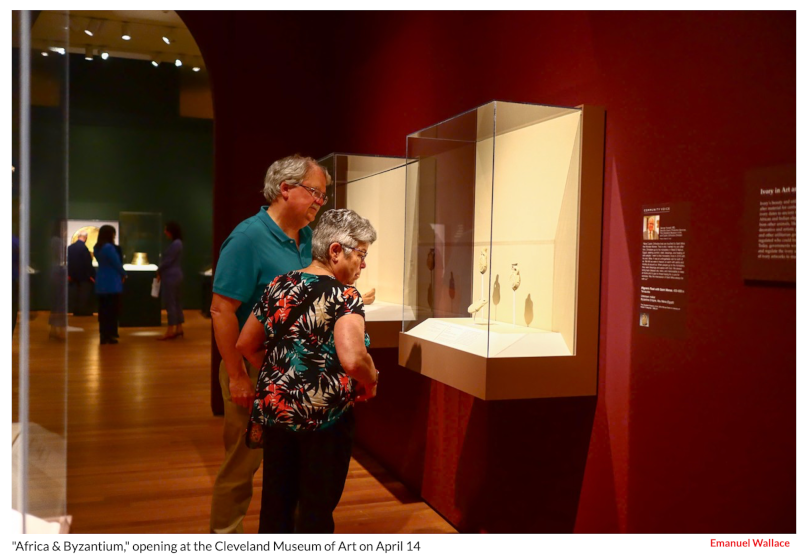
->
<box><xmin>262</xmin><ymin>154</ymin><xmax>331</xmax><ymax>204</ymax></box>
<box><xmin>312</xmin><ymin>209</ymin><xmax>377</xmax><ymax>263</ymax></box>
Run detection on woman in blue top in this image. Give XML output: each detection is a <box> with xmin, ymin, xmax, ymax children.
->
<box><xmin>94</xmin><ymin>225</ymin><xmax>126</xmax><ymax>344</ymax></box>
<box><xmin>157</xmin><ymin>221</ymin><xmax>185</xmax><ymax>340</ymax></box>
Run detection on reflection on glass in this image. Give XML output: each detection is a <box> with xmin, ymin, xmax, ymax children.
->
<box><xmin>12</xmin><ymin>9</ymin><xmax>69</xmax><ymax>533</ymax></box>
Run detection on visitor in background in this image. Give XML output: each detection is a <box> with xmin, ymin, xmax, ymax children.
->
<box><xmin>68</xmin><ymin>231</ymin><xmax>95</xmax><ymax>316</ymax></box>
<box><xmin>94</xmin><ymin>225</ymin><xmax>126</xmax><ymax>345</ymax></box>
<box><xmin>157</xmin><ymin>221</ymin><xmax>185</xmax><ymax>340</ymax></box>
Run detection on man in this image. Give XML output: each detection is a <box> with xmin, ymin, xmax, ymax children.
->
<box><xmin>644</xmin><ymin>216</ymin><xmax>659</xmax><ymax>240</ymax></box>
<box><xmin>209</xmin><ymin>154</ymin><xmax>331</xmax><ymax>533</ymax></box>
<box><xmin>67</xmin><ymin>232</ymin><xmax>95</xmax><ymax>316</ymax></box>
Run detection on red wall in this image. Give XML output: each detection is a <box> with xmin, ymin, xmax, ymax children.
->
<box><xmin>182</xmin><ymin>11</ymin><xmax>795</xmax><ymax>532</ymax></box>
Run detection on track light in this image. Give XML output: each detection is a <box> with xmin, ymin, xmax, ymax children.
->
<box><xmin>85</xmin><ymin>46</ymin><xmax>94</xmax><ymax>61</ymax></box>
<box><xmin>49</xmin><ymin>47</ymin><xmax>66</xmax><ymax>55</ymax></box>
<box><xmin>121</xmin><ymin>22</ymin><xmax>131</xmax><ymax>41</ymax></box>
<box><xmin>84</xmin><ymin>19</ymin><xmax>102</xmax><ymax>37</ymax></box>
<box><xmin>100</xmin><ymin>51</ymin><xmax>109</xmax><ymax>60</ymax></box>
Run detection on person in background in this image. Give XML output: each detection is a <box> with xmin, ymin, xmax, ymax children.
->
<box><xmin>157</xmin><ymin>221</ymin><xmax>185</xmax><ymax>340</ymax></box>
<box><xmin>237</xmin><ymin>208</ymin><xmax>379</xmax><ymax>533</ymax></box>
<box><xmin>209</xmin><ymin>154</ymin><xmax>331</xmax><ymax>534</ymax></box>
<box><xmin>68</xmin><ymin>232</ymin><xmax>95</xmax><ymax>316</ymax></box>
<box><xmin>94</xmin><ymin>225</ymin><xmax>126</xmax><ymax>345</ymax></box>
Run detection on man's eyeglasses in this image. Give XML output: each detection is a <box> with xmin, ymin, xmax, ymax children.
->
<box><xmin>291</xmin><ymin>182</ymin><xmax>329</xmax><ymax>204</ymax></box>
<box><xmin>342</xmin><ymin>245</ymin><xmax>368</xmax><ymax>262</ymax></box>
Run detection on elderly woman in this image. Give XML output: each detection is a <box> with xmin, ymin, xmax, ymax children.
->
<box><xmin>236</xmin><ymin>208</ymin><xmax>378</xmax><ymax>534</ymax></box>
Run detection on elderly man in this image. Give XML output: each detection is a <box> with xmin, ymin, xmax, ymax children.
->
<box><xmin>209</xmin><ymin>154</ymin><xmax>331</xmax><ymax>534</ymax></box>
<box><xmin>68</xmin><ymin>232</ymin><xmax>95</xmax><ymax>316</ymax></box>
<box><xmin>644</xmin><ymin>216</ymin><xmax>659</xmax><ymax>240</ymax></box>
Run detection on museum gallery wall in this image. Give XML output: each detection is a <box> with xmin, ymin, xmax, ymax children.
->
<box><xmin>179</xmin><ymin>11</ymin><xmax>795</xmax><ymax>533</ymax></box>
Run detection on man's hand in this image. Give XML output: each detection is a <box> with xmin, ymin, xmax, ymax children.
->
<box><xmin>229</xmin><ymin>374</ymin><xmax>255</xmax><ymax>411</ymax></box>
<box><xmin>362</xmin><ymin>288</ymin><xmax>376</xmax><ymax>305</ymax></box>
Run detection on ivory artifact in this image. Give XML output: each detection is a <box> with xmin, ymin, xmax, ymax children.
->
<box><xmin>479</xmin><ymin>248</ymin><xmax>488</xmax><ymax>274</ymax></box>
<box><xmin>468</xmin><ymin>299</ymin><xmax>488</xmax><ymax>314</ymax></box>
<box><xmin>510</xmin><ymin>264</ymin><xmax>520</xmax><ymax>291</ymax></box>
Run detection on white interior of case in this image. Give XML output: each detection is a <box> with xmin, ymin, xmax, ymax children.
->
<box><xmin>405</xmin><ymin>107</ymin><xmax>582</xmax><ymax>358</ymax></box>
<box><xmin>345</xmin><ymin>163</ymin><xmax>415</xmax><ymax>323</ymax></box>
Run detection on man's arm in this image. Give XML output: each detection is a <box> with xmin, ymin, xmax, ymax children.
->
<box><xmin>210</xmin><ymin>292</ymin><xmax>254</xmax><ymax>410</ymax></box>
<box><xmin>236</xmin><ymin>312</ymin><xmax>267</xmax><ymax>371</ymax></box>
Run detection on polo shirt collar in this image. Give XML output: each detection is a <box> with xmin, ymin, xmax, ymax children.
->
<box><xmin>257</xmin><ymin>206</ymin><xmax>312</xmax><ymax>247</ymax></box>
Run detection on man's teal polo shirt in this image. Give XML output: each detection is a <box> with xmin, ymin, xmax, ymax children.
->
<box><xmin>213</xmin><ymin>206</ymin><xmax>313</xmax><ymax>329</ymax></box>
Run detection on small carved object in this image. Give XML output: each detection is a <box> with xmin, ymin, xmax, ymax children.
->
<box><xmin>426</xmin><ymin>248</ymin><xmax>435</xmax><ymax>271</ymax></box>
<box><xmin>510</xmin><ymin>263</ymin><xmax>520</xmax><ymax>291</ymax></box>
<box><xmin>468</xmin><ymin>299</ymin><xmax>488</xmax><ymax>314</ymax></box>
<box><xmin>479</xmin><ymin>248</ymin><xmax>488</xmax><ymax>274</ymax></box>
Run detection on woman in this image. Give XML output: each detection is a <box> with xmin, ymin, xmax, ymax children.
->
<box><xmin>94</xmin><ymin>225</ymin><xmax>126</xmax><ymax>344</ymax></box>
<box><xmin>157</xmin><ymin>221</ymin><xmax>185</xmax><ymax>340</ymax></box>
<box><xmin>236</xmin><ymin>208</ymin><xmax>378</xmax><ymax>534</ymax></box>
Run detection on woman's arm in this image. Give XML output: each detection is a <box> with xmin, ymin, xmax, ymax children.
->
<box><xmin>334</xmin><ymin>314</ymin><xmax>377</xmax><ymax>398</ymax></box>
<box><xmin>235</xmin><ymin>311</ymin><xmax>267</xmax><ymax>370</ymax></box>
<box><xmin>104</xmin><ymin>244</ymin><xmax>127</xmax><ymax>279</ymax></box>
<box><xmin>158</xmin><ymin>240</ymin><xmax>181</xmax><ymax>274</ymax></box>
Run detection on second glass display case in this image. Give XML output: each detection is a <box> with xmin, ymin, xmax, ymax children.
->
<box><xmin>319</xmin><ymin>153</ymin><xmax>414</xmax><ymax>347</ymax></box>
<box><xmin>398</xmin><ymin>101</ymin><xmax>605</xmax><ymax>399</ymax></box>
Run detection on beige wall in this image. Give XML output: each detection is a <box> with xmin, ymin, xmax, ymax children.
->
<box><xmin>346</xmin><ymin>165</ymin><xmax>407</xmax><ymax>304</ymax></box>
<box><xmin>472</xmin><ymin>111</ymin><xmax>581</xmax><ymax>347</ymax></box>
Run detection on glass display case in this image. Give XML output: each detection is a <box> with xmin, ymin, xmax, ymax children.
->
<box><xmin>398</xmin><ymin>102</ymin><xmax>605</xmax><ymax>400</ymax></box>
<box><xmin>118</xmin><ymin>212</ymin><xmax>162</xmax><ymax>326</ymax></box>
<box><xmin>119</xmin><ymin>211</ymin><xmax>161</xmax><ymax>270</ymax></box>
<box><xmin>13</xmin><ymin>10</ymin><xmax>71</xmax><ymax>533</ymax></box>
<box><xmin>319</xmin><ymin>153</ymin><xmax>415</xmax><ymax>347</ymax></box>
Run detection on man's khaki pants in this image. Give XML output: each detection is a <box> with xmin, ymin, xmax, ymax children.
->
<box><xmin>209</xmin><ymin>360</ymin><xmax>263</xmax><ymax>533</ymax></box>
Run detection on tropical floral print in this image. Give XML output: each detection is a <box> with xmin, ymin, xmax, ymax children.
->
<box><xmin>248</xmin><ymin>271</ymin><xmax>368</xmax><ymax>438</ymax></box>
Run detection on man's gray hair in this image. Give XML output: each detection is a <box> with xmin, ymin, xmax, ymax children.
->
<box><xmin>262</xmin><ymin>154</ymin><xmax>331</xmax><ymax>204</ymax></box>
<box><xmin>312</xmin><ymin>209</ymin><xmax>377</xmax><ymax>263</ymax></box>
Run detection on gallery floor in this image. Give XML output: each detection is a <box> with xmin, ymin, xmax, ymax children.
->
<box><xmin>13</xmin><ymin>310</ymin><xmax>456</xmax><ymax>534</ymax></box>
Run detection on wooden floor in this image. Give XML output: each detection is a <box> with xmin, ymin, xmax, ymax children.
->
<box><xmin>13</xmin><ymin>310</ymin><xmax>456</xmax><ymax>534</ymax></box>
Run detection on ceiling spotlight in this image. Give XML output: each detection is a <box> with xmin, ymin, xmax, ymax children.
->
<box><xmin>192</xmin><ymin>66</ymin><xmax>201</xmax><ymax>72</ymax></box>
<box><xmin>84</xmin><ymin>19</ymin><xmax>102</xmax><ymax>37</ymax></box>
<box><xmin>162</xmin><ymin>31</ymin><xmax>173</xmax><ymax>45</ymax></box>
<box><xmin>85</xmin><ymin>46</ymin><xmax>94</xmax><ymax>61</ymax></box>
<box><xmin>49</xmin><ymin>47</ymin><xmax>66</xmax><ymax>55</ymax></box>
<box><xmin>121</xmin><ymin>22</ymin><xmax>131</xmax><ymax>41</ymax></box>
<box><xmin>100</xmin><ymin>51</ymin><xmax>110</xmax><ymax>60</ymax></box>
<box><xmin>175</xmin><ymin>58</ymin><xmax>182</xmax><ymax>67</ymax></box>
<box><xmin>41</xmin><ymin>51</ymin><xmax>49</xmax><ymax>57</ymax></box>
<box><xmin>151</xmin><ymin>54</ymin><xmax>162</xmax><ymax>67</ymax></box>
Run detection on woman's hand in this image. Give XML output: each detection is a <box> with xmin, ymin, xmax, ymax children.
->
<box><xmin>354</xmin><ymin>380</ymin><xmax>377</xmax><ymax>402</ymax></box>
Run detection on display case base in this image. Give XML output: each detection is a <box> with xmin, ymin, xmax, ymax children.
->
<box><xmin>398</xmin><ymin>329</ymin><xmax>596</xmax><ymax>400</ymax></box>
<box><xmin>363</xmin><ymin>300</ymin><xmax>414</xmax><ymax>348</ymax></box>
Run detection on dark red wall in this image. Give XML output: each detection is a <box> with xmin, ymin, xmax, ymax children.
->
<box><xmin>182</xmin><ymin>11</ymin><xmax>795</xmax><ymax>532</ymax></box>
